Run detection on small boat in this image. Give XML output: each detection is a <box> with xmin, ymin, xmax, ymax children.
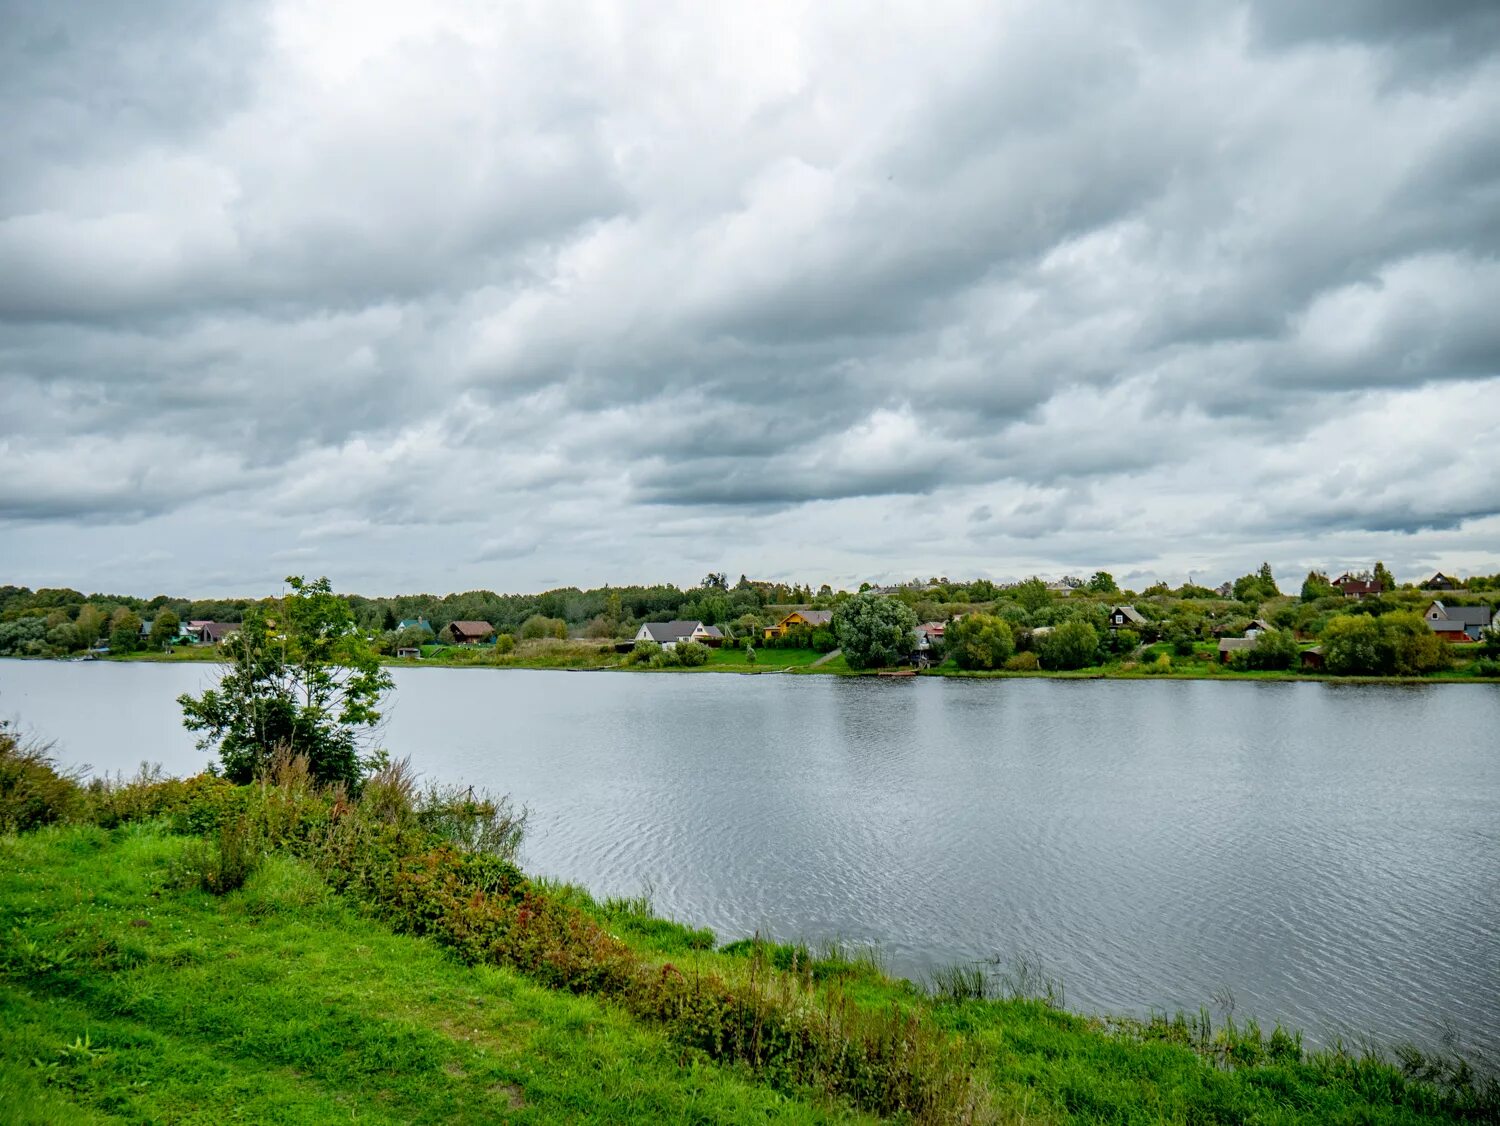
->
<box><xmin>877</xmin><ymin>668</ymin><xmax>918</xmax><ymax>678</ymax></box>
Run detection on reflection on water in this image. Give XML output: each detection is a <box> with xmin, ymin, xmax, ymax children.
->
<box><xmin>3</xmin><ymin>661</ymin><xmax>1497</xmax><ymax>1057</ymax></box>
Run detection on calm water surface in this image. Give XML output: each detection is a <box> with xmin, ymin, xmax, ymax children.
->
<box><xmin>3</xmin><ymin>661</ymin><xmax>1497</xmax><ymax>1057</ymax></box>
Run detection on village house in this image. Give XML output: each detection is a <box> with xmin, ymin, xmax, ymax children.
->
<box><xmin>447</xmin><ymin>620</ymin><xmax>495</xmax><ymax>644</ymax></box>
<box><xmin>199</xmin><ymin>622</ymin><xmax>240</xmax><ymax>645</ymax></box>
<box><xmin>396</xmin><ymin>617</ymin><xmax>433</xmax><ymax>634</ymax></box>
<box><xmin>1107</xmin><ymin>605</ymin><xmax>1146</xmax><ymax>631</ymax></box>
<box><xmin>1332</xmin><ymin>574</ymin><xmax>1383</xmax><ymax>599</ymax></box>
<box><xmin>1217</xmin><ymin>620</ymin><xmax>1277</xmax><ymax>663</ymax></box>
<box><xmin>1422</xmin><ymin>573</ymin><xmax>1460</xmax><ymax>591</ymax></box>
<box><xmin>762</xmin><ymin>609</ymin><xmax>833</xmax><ymax>640</ymax></box>
<box><xmin>1300</xmin><ymin>645</ymin><xmax>1325</xmax><ymax>670</ymax></box>
<box><xmin>635</xmin><ymin>620</ymin><xmax>724</xmax><ymax>650</ymax></box>
<box><xmin>1422</xmin><ymin>601</ymin><xmax>1492</xmax><ymax>641</ymax></box>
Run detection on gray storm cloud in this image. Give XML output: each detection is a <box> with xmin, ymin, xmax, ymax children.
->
<box><xmin>1</xmin><ymin>0</ymin><xmax>1498</xmax><ymax>595</ymax></box>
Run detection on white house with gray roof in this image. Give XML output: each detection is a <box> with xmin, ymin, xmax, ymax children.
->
<box><xmin>634</xmin><ymin>620</ymin><xmax>724</xmax><ymax>650</ymax></box>
<box><xmin>1423</xmin><ymin>601</ymin><xmax>1492</xmax><ymax>641</ymax></box>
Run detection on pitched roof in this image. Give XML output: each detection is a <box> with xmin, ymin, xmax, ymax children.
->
<box><xmin>1428</xmin><ymin>602</ymin><xmax>1491</xmax><ymax>627</ymax></box>
<box><xmin>1218</xmin><ymin>637</ymin><xmax>1257</xmax><ymax>652</ymax></box>
<box><xmin>448</xmin><ymin>620</ymin><xmax>494</xmax><ymax>635</ymax></box>
<box><xmin>1428</xmin><ymin>619</ymin><xmax>1469</xmax><ymax>634</ymax></box>
<box><xmin>781</xmin><ymin>609</ymin><xmax>832</xmax><ymax>626</ymax></box>
<box><xmin>640</xmin><ymin>620</ymin><xmax>704</xmax><ymax>642</ymax></box>
<box><xmin>1110</xmin><ymin>605</ymin><xmax>1147</xmax><ymax>625</ymax></box>
<box><xmin>200</xmin><ymin>622</ymin><xmax>241</xmax><ymax>642</ymax></box>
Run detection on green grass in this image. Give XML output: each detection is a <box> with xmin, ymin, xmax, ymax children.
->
<box><xmin>0</xmin><ymin>826</ymin><xmax>856</xmax><ymax>1124</ymax></box>
<box><xmin>3</xmin><ymin>822</ymin><xmax>1492</xmax><ymax>1124</ymax></box>
<box><xmin>707</xmin><ymin>647</ymin><xmax>827</xmax><ymax>670</ymax></box>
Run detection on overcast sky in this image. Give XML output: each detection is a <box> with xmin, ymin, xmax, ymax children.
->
<box><xmin>3</xmin><ymin>1</ymin><xmax>1498</xmax><ymax>598</ymax></box>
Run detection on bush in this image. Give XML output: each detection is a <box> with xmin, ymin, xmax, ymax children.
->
<box><xmin>1229</xmin><ymin>628</ymin><xmax>1299</xmax><ymax>671</ymax></box>
<box><xmin>170</xmin><ymin>819</ymin><xmax>257</xmax><ymax>895</ymax></box>
<box><xmin>1145</xmin><ymin>653</ymin><xmax>1173</xmax><ymax>675</ymax></box>
<box><xmin>0</xmin><ymin>724</ymin><xmax>82</xmax><ymax>833</ymax></box>
<box><xmin>1003</xmin><ymin>651</ymin><xmax>1040</xmax><ymax>671</ymax></box>
<box><xmin>493</xmin><ymin>633</ymin><xmax>516</xmax><ymax>654</ymax></box>
<box><xmin>624</xmin><ymin>639</ymin><xmax>661</xmax><ymax>666</ymax></box>
<box><xmin>674</xmin><ymin>641</ymin><xmax>710</xmax><ymax>667</ymax></box>
<box><xmin>1322</xmin><ymin>611</ymin><xmax>1448</xmax><ymax>676</ymax></box>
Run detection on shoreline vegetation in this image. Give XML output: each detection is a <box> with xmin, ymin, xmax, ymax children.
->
<box><xmin>3</xmin><ymin>731</ymin><xmax>1495</xmax><ymax>1124</ymax></box>
<box><xmin>53</xmin><ymin>641</ymin><xmax>1500</xmax><ymax>684</ymax></box>
<box><xmin>5</xmin><ymin>563</ymin><xmax>1499</xmax><ymax>684</ymax></box>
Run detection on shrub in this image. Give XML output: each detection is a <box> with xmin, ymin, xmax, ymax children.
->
<box><xmin>170</xmin><ymin>819</ymin><xmax>257</xmax><ymax>895</ymax></box>
<box><xmin>1229</xmin><ymin>628</ymin><xmax>1299</xmax><ymax>671</ymax></box>
<box><xmin>624</xmin><ymin>640</ymin><xmax>661</xmax><ymax>666</ymax></box>
<box><xmin>1145</xmin><ymin>653</ymin><xmax>1173</xmax><ymax>675</ymax></box>
<box><xmin>494</xmin><ymin>633</ymin><xmax>516</xmax><ymax>654</ymax></box>
<box><xmin>1003</xmin><ymin>651</ymin><xmax>1040</xmax><ymax>671</ymax></box>
<box><xmin>0</xmin><ymin>724</ymin><xmax>82</xmax><ymax>832</ymax></box>
<box><xmin>674</xmin><ymin>640</ymin><xmax>710</xmax><ymax>667</ymax></box>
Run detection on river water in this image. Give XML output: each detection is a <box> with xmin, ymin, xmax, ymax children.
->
<box><xmin>3</xmin><ymin>660</ymin><xmax>1497</xmax><ymax>1058</ymax></box>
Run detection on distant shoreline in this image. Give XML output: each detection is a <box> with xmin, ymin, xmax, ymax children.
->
<box><xmin>10</xmin><ymin>650</ymin><xmax>1496</xmax><ymax>685</ymax></box>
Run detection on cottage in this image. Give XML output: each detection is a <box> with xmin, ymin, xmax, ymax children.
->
<box><xmin>1107</xmin><ymin>605</ymin><xmax>1146</xmax><ymax>630</ymax></box>
<box><xmin>1045</xmin><ymin>582</ymin><xmax>1075</xmax><ymax>598</ymax></box>
<box><xmin>199</xmin><ymin>622</ymin><xmax>241</xmax><ymax>645</ymax></box>
<box><xmin>1332</xmin><ymin>574</ymin><xmax>1383</xmax><ymax>599</ymax></box>
<box><xmin>448</xmin><ymin>620</ymin><xmax>496</xmax><ymax>644</ymax></box>
<box><xmin>763</xmin><ymin>609</ymin><xmax>833</xmax><ymax>640</ymax></box>
<box><xmin>396</xmin><ymin>617</ymin><xmax>434</xmax><ymax>634</ymax></box>
<box><xmin>1423</xmin><ymin>573</ymin><xmax>1460</xmax><ymax>591</ymax></box>
<box><xmin>635</xmin><ymin>620</ymin><xmax>724</xmax><ymax>650</ymax></box>
<box><xmin>1217</xmin><ymin>637</ymin><xmax>1257</xmax><ymax>663</ymax></box>
<box><xmin>1423</xmin><ymin>601</ymin><xmax>1491</xmax><ymax>641</ymax></box>
<box><xmin>1300</xmin><ymin>645</ymin><xmax>1325</xmax><ymax>670</ymax></box>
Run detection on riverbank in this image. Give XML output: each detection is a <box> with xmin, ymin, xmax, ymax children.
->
<box><xmin>2</xmin><ymin>762</ymin><xmax>1492</xmax><ymax>1124</ymax></box>
<box><xmin>98</xmin><ymin>645</ymin><xmax>1500</xmax><ymax>684</ymax></box>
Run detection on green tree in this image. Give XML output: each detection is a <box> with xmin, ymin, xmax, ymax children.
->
<box><xmin>1013</xmin><ymin>578</ymin><xmax>1051</xmax><ymax>614</ymax></box>
<box><xmin>520</xmin><ymin>614</ymin><xmax>566</xmax><ymax>640</ymax></box>
<box><xmin>1374</xmin><ymin>610</ymin><xmax>1447</xmax><ymax>676</ymax></box>
<box><xmin>177</xmin><ymin>576</ymin><xmax>393</xmax><ymax>788</ymax></box>
<box><xmin>1087</xmin><ymin>571</ymin><xmax>1119</xmax><ymax>594</ymax></box>
<box><xmin>108</xmin><ymin>608</ymin><xmax>142</xmax><ymax>654</ymax></box>
<box><xmin>148</xmin><ymin>610</ymin><xmax>180</xmax><ymax>649</ymax></box>
<box><xmin>832</xmin><ymin>593</ymin><xmax>919</xmax><ymax>671</ymax></box>
<box><xmin>1300</xmin><ymin>570</ymin><xmax>1336</xmax><ymax>602</ymax></box>
<box><xmin>1230</xmin><ymin>627</ymin><xmax>1299</xmax><ymax>671</ymax></box>
<box><xmin>74</xmin><ymin>604</ymin><xmax>106</xmax><ymax>647</ymax></box>
<box><xmin>1321</xmin><ymin>615</ymin><xmax>1381</xmax><ymax>675</ymax></box>
<box><xmin>1038</xmin><ymin>620</ymin><xmax>1099</xmax><ymax>670</ymax></box>
<box><xmin>946</xmin><ymin>614</ymin><xmax>1015</xmax><ymax>670</ymax></box>
<box><xmin>1373</xmin><ymin>561</ymin><xmax>1395</xmax><ymax>592</ymax></box>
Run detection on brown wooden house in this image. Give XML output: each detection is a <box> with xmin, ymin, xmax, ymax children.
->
<box><xmin>448</xmin><ymin>620</ymin><xmax>496</xmax><ymax>644</ymax></box>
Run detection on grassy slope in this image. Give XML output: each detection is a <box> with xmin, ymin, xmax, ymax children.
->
<box><xmin>3</xmin><ymin>825</ymin><xmax>1485</xmax><ymax>1124</ymax></box>
<box><xmin>0</xmin><ymin>826</ymin><xmax>855</xmax><ymax>1125</ymax></box>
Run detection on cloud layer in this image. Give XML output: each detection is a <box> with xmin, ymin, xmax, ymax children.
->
<box><xmin>3</xmin><ymin>0</ymin><xmax>1498</xmax><ymax>595</ymax></box>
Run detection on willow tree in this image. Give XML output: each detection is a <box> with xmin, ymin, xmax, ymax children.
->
<box><xmin>178</xmin><ymin>576</ymin><xmax>392</xmax><ymax>787</ymax></box>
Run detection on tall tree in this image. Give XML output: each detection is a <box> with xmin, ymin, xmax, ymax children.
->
<box><xmin>832</xmin><ymin>593</ymin><xmax>919</xmax><ymax>670</ymax></box>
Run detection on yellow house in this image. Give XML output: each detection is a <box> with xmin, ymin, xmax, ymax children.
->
<box><xmin>763</xmin><ymin>609</ymin><xmax>833</xmax><ymax>640</ymax></box>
